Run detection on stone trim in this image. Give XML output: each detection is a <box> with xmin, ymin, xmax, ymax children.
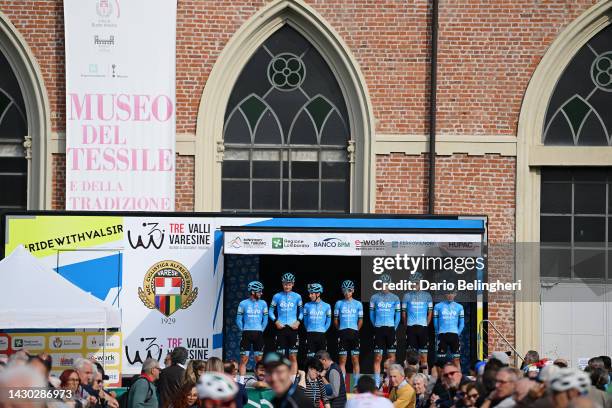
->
<box><xmin>374</xmin><ymin>134</ymin><xmax>517</xmax><ymax>156</ymax></box>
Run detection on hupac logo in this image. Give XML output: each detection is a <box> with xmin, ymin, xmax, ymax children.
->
<box><xmin>138</xmin><ymin>260</ymin><xmax>198</xmax><ymax>317</ymax></box>
<box><xmin>128</xmin><ymin>222</ymin><xmax>165</xmax><ymax>249</ymax></box>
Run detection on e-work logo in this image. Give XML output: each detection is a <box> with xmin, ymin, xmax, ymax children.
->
<box><xmin>128</xmin><ymin>223</ymin><xmax>165</xmax><ymax>249</ymax></box>
<box><xmin>272</xmin><ymin>238</ymin><xmax>284</xmax><ymax>249</ymax></box>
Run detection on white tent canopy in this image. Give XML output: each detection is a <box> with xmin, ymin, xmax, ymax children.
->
<box><xmin>0</xmin><ymin>245</ymin><xmax>121</xmax><ymax>329</ymax></box>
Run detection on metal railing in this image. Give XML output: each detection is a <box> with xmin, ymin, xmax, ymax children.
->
<box><xmin>477</xmin><ymin>319</ymin><xmax>524</xmax><ymax>367</ymax></box>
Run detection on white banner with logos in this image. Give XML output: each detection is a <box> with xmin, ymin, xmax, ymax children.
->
<box><xmin>64</xmin><ymin>0</ymin><xmax>177</xmax><ymax>211</ymax></box>
<box><xmin>223</xmin><ymin>231</ymin><xmax>482</xmax><ymax>256</ymax></box>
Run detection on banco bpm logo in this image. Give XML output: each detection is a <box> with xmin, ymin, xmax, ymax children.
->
<box><xmin>138</xmin><ymin>260</ymin><xmax>198</xmax><ymax>316</ymax></box>
<box><xmin>272</xmin><ymin>237</ymin><xmax>284</xmax><ymax>249</ymax></box>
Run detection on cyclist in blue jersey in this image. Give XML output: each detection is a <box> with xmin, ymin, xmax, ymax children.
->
<box><xmin>433</xmin><ymin>291</ymin><xmax>464</xmax><ymax>367</ymax></box>
<box><xmin>402</xmin><ymin>273</ymin><xmax>433</xmax><ymax>371</ymax></box>
<box><xmin>369</xmin><ymin>284</ymin><xmax>400</xmax><ymax>387</ymax></box>
<box><xmin>269</xmin><ymin>272</ymin><xmax>303</xmax><ymax>374</ymax></box>
<box><xmin>334</xmin><ymin>280</ymin><xmax>363</xmax><ymax>382</ymax></box>
<box><xmin>303</xmin><ymin>283</ymin><xmax>332</xmax><ymax>358</ymax></box>
<box><xmin>236</xmin><ymin>280</ymin><xmax>268</xmax><ymax>377</ymax></box>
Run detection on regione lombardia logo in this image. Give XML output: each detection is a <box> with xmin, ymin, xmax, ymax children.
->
<box><xmin>138</xmin><ymin>260</ymin><xmax>198</xmax><ymax>317</ymax></box>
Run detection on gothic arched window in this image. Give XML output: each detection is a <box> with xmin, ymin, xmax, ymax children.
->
<box><xmin>0</xmin><ymin>48</ymin><xmax>27</xmax><ymax>210</ymax></box>
<box><xmin>544</xmin><ymin>25</ymin><xmax>612</xmax><ymax>145</ymax></box>
<box><xmin>221</xmin><ymin>25</ymin><xmax>351</xmax><ymax>213</ymax></box>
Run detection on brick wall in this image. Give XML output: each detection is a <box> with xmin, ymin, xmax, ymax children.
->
<box><xmin>0</xmin><ymin>0</ymin><xmax>598</xmax><ymax>356</ymax></box>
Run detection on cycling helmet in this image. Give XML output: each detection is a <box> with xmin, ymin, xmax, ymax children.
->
<box><xmin>341</xmin><ymin>280</ymin><xmax>355</xmax><ymax>291</ymax></box>
<box><xmin>549</xmin><ymin>368</ymin><xmax>591</xmax><ymax>395</ymax></box>
<box><xmin>281</xmin><ymin>273</ymin><xmax>295</xmax><ymax>283</ymax></box>
<box><xmin>308</xmin><ymin>283</ymin><xmax>323</xmax><ymax>294</ymax></box>
<box><xmin>247</xmin><ymin>281</ymin><xmax>264</xmax><ymax>293</ymax></box>
<box><xmin>197</xmin><ymin>372</ymin><xmax>238</xmax><ymax>401</ymax></box>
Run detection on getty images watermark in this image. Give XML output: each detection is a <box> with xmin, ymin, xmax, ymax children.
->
<box><xmin>358</xmin><ymin>243</ymin><xmax>523</xmax><ymax>301</ymax></box>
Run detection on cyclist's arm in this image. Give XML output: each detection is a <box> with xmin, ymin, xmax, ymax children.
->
<box><xmin>458</xmin><ymin>306</ymin><xmax>465</xmax><ymax>333</ymax></box>
<box><xmin>324</xmin><ymin>305</ymin><xmax>332</xmax><ymax>331</ymax></box>
<box><xmin>333</xmin><ymin>302</ymin><xmax>340</xmax><ymax>329</ymax></box>
<box><xmin>236</xmin><ymin>304</ymin><xmax>244</xmax><ymax>331</ymax></box>
<box><xmin>427</xmin><ymin>309</ymin><xmax>433</xmax><ymax>325</ymax></box>
<box><xmin>369</xmin><ymin>301</ymin><xmax>376</xmax><ymax>325</ymax></box>
<box><xmin>261</xmin><ymin>303</ymin><xmax>269</xmax><ymax>331</ymax></box>
<box><xmin>297</xmin><ymin>296</ymin><xmax>304</xmax><ymax>321</ymax></box>
<box><xmin>394</xmin><ymin>302</ymin><xmax>401</xmax><ymax>330</ymax></box>
<box><xmin>357</xmin><ymin>303</ymin><xmax>364</xmax><ymax>330</ymax></box>
<box><xmin>269</xmin><ymin>296</ymin><xmax>277</xmax><ymax>321</ymax></box>
<box><xmin>433</xmin><ymin>306</ymin><xmax>439</xmax><ymax>333</ymax></box>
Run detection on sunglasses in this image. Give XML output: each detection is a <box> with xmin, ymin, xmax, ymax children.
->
<box><xmin>443</xmin><ymin>371</ymin><xmax>460</xmax><ymax>377</ymax></box>
<box><xmin>466</xmin><ymin>393</ymin><xmax>479</xmax><ymax>399</ymax></box>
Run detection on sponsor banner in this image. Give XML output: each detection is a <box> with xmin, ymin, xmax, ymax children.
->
<box><xmin>0</xmin><ymin>332</ymin><xmax>122</xmax><ymax>387</ymax></box>
<box><xmin>224</xmin><ymin>232</ymin><xmax>482</xmax><ymax>256</ymax></box>
<box><xmin>63</xmin><ymin>0</ymin><xmax>177</xmax><ymax>211</ymax></box>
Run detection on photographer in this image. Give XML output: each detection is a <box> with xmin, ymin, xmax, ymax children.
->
<box><xmin>297</xmin><ymin>358</ymin><xmax>330</xmax><ymax>408</ymax></box>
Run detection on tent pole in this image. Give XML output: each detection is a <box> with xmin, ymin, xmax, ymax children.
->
<box><xmin>103</xmin><ymin>324</ymin><xmax>107</xmax><ymax>378</ymax></box>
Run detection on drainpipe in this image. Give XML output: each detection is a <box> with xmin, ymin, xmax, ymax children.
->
<box><xmin>428</xmin><ymin>0</ymin><xmax>439</xmax><ymax>214</ymax></box>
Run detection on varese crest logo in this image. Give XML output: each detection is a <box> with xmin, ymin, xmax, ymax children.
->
<box><xmin>138</xmin><ymin>260</ymin><xmax>198</xmax><ymax>316</ymax></box>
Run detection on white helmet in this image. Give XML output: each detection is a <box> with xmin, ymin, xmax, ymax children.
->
<box><xmin>549</xmin><ymin>368</ymin><xmax>591</xmax><ymax>395</ymax></box>
<box><xmin>197</xmin><ymin>372</ymin><xmax>238</xmax><ymax>401</ymax></box>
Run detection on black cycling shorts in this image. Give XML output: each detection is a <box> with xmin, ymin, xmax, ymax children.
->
<box><xmin>374</xmin><ymin>326</ymin><xmax>397</xmax><ymax>354</ymax></box>
<box><xmin>275</xmin><ymin>326</ymin><xmax>299</xmax><ymax>354</ymax></box>
<box><xmin>437</xmin><ymin>333</ymin><xmax>460</xmax><ymax>357</ymax></box>
<box><xmin>406</xmin><ymin>325</ymin><xmax>429</xmax><ymax>352</ymax></box>
<box><xmin>240</xmin><ymin>331</ymin><xmax>264</xmax><ymax>356</ymax></box>
<box><xmin>337</xmin><ymin>329</ymin><xmax>360</xmax><ymax>356</ymax></box>
<box><xmin>305</xmin><ymin>332</ymin><xmax>327</xmax><ymax>356</ymax></box>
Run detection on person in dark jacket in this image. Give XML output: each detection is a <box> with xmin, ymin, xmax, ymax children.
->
<box><xmin>264</xmin><ymin>352</ymin><xmax>311</xmax><ymax>408</ymax></box>
<box><xmin>430</xmin><ymin>362</ymin><xmax>470</xmax><ymax>408</ymax></box>
<box><xmin>158</xmin><ymin>347</ymin><xmax>188</xmax><ymax>407</ymax></box>
<box><xmin>316</xmin><ymin>351</ymin><xmax>347</xmax><ymax>408</ymax></box>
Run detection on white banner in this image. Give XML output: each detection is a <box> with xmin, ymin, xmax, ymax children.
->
<box><xmin>224</xmin><ymin>231</ymin><xmax>482</xmax><ymax>256</ymax></box>
<box><xmin>64</xmin><ymin>0</ymin><xmax>176</xmax><ymax>211</ymax></box>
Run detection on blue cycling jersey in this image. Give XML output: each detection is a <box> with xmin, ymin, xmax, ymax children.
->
<box><xmin>303</xmin><ymin>301</ymin><xmax>332</xmax><ymax>333</ymax></box>
<box><xmin>402</xmin><ymin>291</ymin><xmax>433</xmax><ymax>327</ymax></box>
<box><xmin>433</xmin><ymin>301</ymin><xmax>465</xmax><ymax>334</ymax></box>
<box><xmin>236</xmin><ymin>298</ymin><xmax>268</xmax><ymax>331</ymax></box>
<box><xmin>334</xmin><ymin>299</ymin><xmax>363</xmax><ymax>330</ymax></box>
<box><xmin>269</xmin><ymin>291</ymin><xmax>303</xmax><ymax>326</ymax></box>
<box><xmin>369</xmin><ymin>292</ymin><xmax>401</xmax><ymax>329</ymax></box>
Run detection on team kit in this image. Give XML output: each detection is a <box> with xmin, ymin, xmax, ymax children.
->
<box><xmin>235</xmin><ymin>273</ymin><xmax>465</xmax><ymax>386</ymax></box>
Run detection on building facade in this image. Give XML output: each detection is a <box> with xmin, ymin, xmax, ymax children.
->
<box><xmin>1</xmin><ymin>0</ymin><xmax>611</xmax><ymax>362</ymax></box>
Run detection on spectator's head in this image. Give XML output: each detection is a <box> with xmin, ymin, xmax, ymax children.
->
<box><xmin>405</xmin><ymin>350</ymin><xmax>420</xmax><ymax>368</ymax></box>
<box><xmin>73</xmin><ymin>358</ymin><xmax>95</xmax><ymax>385</ymax></box>
<box><xmin>59</xmin><ymin>369</ymin><xmax>81</xmax><ymax>392</ymax></box>
<box><xmin>8</xmin><ymin>351</ymin><xmax>29</xmax><ymax>367</ymax></box>
<box><xmin>524</xmin><ymin>350</ymin><xmax>540</xmax><ymax>366</ymax></box>
<box><xmin>514</xmin><ymin>378</ymin><xmax>536</xmax><ymax>402</ymax></box>
<box><xmin>599</xmin><ymin>356</ymin><xmax>611</xmax><ymax>371</ymax></box>
<box><xmin>197</xmin><ymin>372</ymin><xmax>238</xmax><ymax>408</ymax></box>
<box><xmin>495</xmin><ymin>367</ymin><xmax>519</xmax><ymax>399</ymax></box>
<box><xmin>355</xmin><ymin>375</ymin><xmax>377</xmax><ymax>394</ymax></box>
<box><xmin>93</xmin><ymin>361</ymin><xmax>109</xmax><ymax>382</ymax></box>
<box><xmin>164</xmin><ymin>351</ymin><xmax>172</xmax><ymax>368</ymax></box>
<box><xmin>442</xmin><ymin>362</ymin><xmax>463</xmax><ymax>389</ymax></box>
<box><xmin>142</xmin><ymin>357</ymin><xmax>161</xmax><ymax>381</ymax></box>
<box><xmin>223</xmin><ymin>360</ymin><xmax>238</xmax><ymax>377</ymax></box>
<box><xmin>305</xmin><ymin>357</ymin><xmax>323</xmax><ymax>381</ymax></box>
<box><xmin>550</xmin><ymin>368</ymin><xmax>591</xmax><ymax>408</ymax></box>
<box><xmin>389</xmin><ymin>364</ymin><xmax>406</xmax><ymax>387</ymax></box>
<box><xmin>412</xmin><ymin>373</ymin><xmax>429</xmax><ymax>395</ymax></box>
<box><xmin>315</xmin><ymin>350</ymin><xmax>333</xmax><ymax>370</ymax></box>
<box><xmin>588</xmin><ymin>357</ymin><xmax>604</xmax><ymax>370</ymax></box>
<box><xmin>206</xmin><ymin>357</ymin><xmax>223</xmax><ymax>373</ymax></box>
<box><xmin>27</xmin><ymin>356</ymin><xmax>50</xmax><ymax>379</ymax></box>
<box><xmin>93</xmin><ymin>369</ymin><xmax>104</xmax><ymax>391</ymax></box>
<box><xmin>588</xmin><ymin>367</ymin><xmax>608</xmax><ymax>391</ymax></box>
<box><xmin>404</xmin><ymin>365</ymin><xmax>417</xmax><ymax>383</ymax></box>
<box><xmin>172</xmin><ymin>380</ymin><xmax>199</xmax><ymax>408</ymax></box>
<box><xmin>554</xmin><ymin>359</ymin><xmax>569</xmax><ymax>368</ymax></box>
<box><xmin>171</xmin><ymin>347</ymin><xmax>189</xmax><ymax>366</ymax></box>
<box><xmin>490</xmin><ymin>351</ymin><xmax>510</xmax><ymax>367</ymax></box>
<box><xmin>462</xmin><ymin>383</ymin><xmax>481</xmax><ymax>407</ymax></box>
<box><xmin>254</xmin><ymin>361</ymin><xmax>266</xmax><ymax>381</ymax></box>
<box><xmin>263</xmin><ymin>352</ymin><xmax>293</xmax><ymax>397</ymax></box>
<box><xmin>194</xmin><ymin>360</ymin><xmax>207</xmax><ymax>378</ymax></box>
<box><xmin>0</xmin><ymin>364</ymin><xmax>47</xmax><ymax>408</ymax></box>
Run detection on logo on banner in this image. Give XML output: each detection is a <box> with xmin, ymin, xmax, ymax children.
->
<box><xmin>272</xmin><ymin>238</ymin><xmax>284</xmax><ymax>249</ymax></box>
<box><xmin>229</xmin><ymin>237</ymin><xmax>242</xmax><ymax>248</ymax></box>
<box><xmin>95</xmin><ymin>0</ymin><xmax>120</xmax><ymax>19</ymax></box>
<box><xmin>138</xmin><ymin>260</ymin><xmax>198</xmax><ymax>316</ymax></box>
<box><xmin>128</xmin><ymin>223</ymin><xmax>165</xmax><ymax>249</ymax></box>
<box><xmin>314</xmin><ymin>237</ymin><xmax>350</xmax><ymax>248</ymax></box>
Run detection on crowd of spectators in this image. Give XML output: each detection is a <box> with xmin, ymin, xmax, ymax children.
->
<box><xmin>3</xmin><ymin>348</ymin><xmax>612</xmax><ymax>408</ymax></box>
